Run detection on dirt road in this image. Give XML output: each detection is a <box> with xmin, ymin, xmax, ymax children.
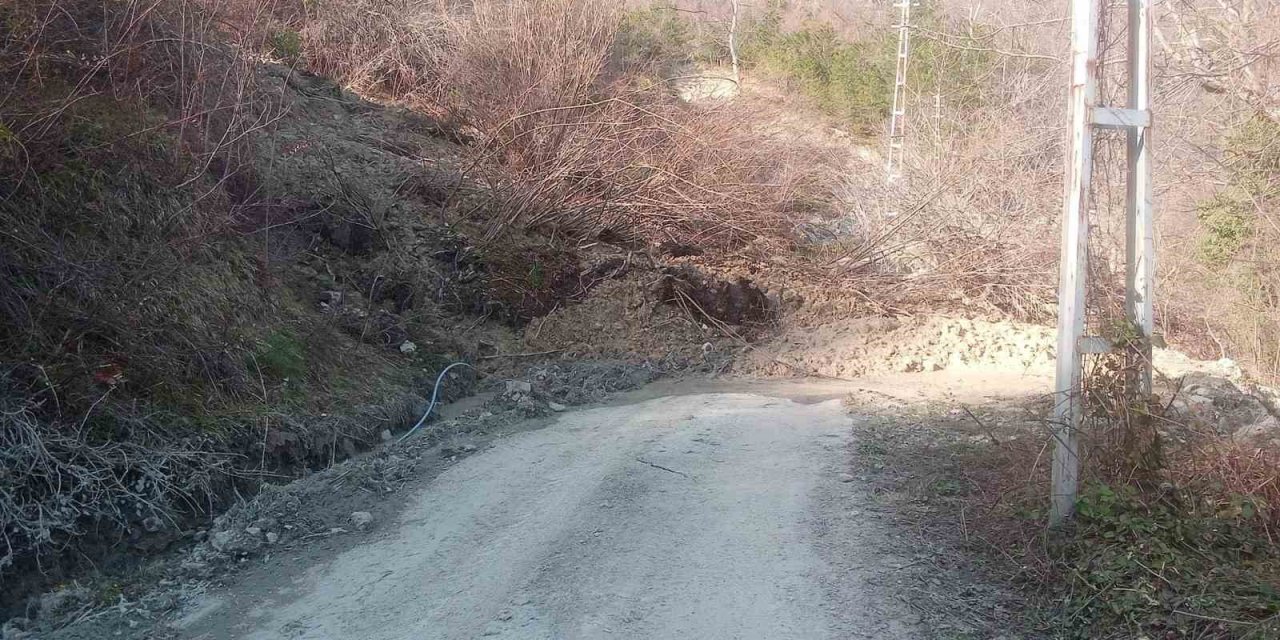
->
<box><xmin>177</xmin><ymin>376</ymin><xmax>1045</xmax><ymax>640</ymax></box>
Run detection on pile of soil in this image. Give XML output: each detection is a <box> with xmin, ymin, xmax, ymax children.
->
<box><xmin>521</xmin><ymin>266</ymin><xmax>776</xmax><ymax>371</ymax></box>
<box><xmin>739</xmin><ymin>316</ymin><xmax>1057</xmax><ymax>379</ymax></box>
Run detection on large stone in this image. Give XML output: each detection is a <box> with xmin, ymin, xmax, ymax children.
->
<box><xmin>1235</xmin><ymin>415</ymin><xmax>1280</xmax><ymax>446</ymax></box>
<box><xmin>349</xmin><ymin>511</ymin><xmax>375</xmax><ymax>532</ymax></box>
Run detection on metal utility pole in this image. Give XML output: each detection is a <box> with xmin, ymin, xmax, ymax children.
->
<box><xmin>729</xmin><ymin>0</ymin><xmax>741</xmax><ymax>86</ymax></box>
<box><xmin>1051</xmin><ymin>0</ymin><xmax>1154</xmax><ymax>525</ymax></box>
<box><xmin>886</xmin><ymin>0</ymin><xmax>913</xmax><ymax>183</ymax></box>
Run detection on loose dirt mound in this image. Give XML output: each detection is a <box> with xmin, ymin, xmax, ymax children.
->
<box><xmin>739</xmin><ymin>314</ymin><xmax>1263</xmax><ymax>386</ymax></box>
<box><xmin>522</xmin><ymin>266</ymin><xmax>776</xmax><ymax>371</ymax></box>
<box><xmin>741</xmin><ymin>316</ymin><xmax>1056</xmax><ymax>379</ymax></box>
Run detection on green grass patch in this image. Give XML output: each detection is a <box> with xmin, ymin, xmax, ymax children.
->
<box><xmin>250</xmin><ymin>330</ymin><xmax>307</xmax><ymax>382</ymax></box>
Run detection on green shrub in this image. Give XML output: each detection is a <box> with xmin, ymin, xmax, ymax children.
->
<box><xmin>1198</xmin><ymin>116</ymin><xmax>1279</xmax><ymax>268</ymax></box>
<box><xmin>1057</xmin><ymin>483</ymin><xmax>1280</xmax><ymax>638</ymax></box>
<box><xmin>735</xmin><ymin>2</ymin><xmax>995</xmax><ymax>134</ymax></box>
<box><xmin>738</xmin><ymin>17</ymin><xmax>893</xmax><ymax>132</ymax></box>
<box><xmin>616</xmin><ymin>3</ymin><xmax>693</xmax><ymax>74</ymax></box>
<box><xmin>1226</xmin><ymin>115</ymin><xmax>1280</xmax><ymax>196</ymax></box>
<box><xmin>270</xmin><ymin>29</ymin><xmax>303</xmax><ymax>63</ymax></box>
<box><xmin>1196</xmin><ymin>192</ymin><xmax>1254</xmax><ymax>266</ymax></box>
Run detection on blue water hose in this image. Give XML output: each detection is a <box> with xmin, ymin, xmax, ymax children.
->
<box><xmin>398</xmin><ymin>361</ymin><xmax>475</xmax><ymax>443</ymax></box>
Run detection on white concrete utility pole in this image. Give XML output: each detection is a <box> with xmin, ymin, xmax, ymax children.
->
<box><xmin>1051</xmin><ymin>0</ymin><xmax>1155</xmax><ymax>526</ymax></box>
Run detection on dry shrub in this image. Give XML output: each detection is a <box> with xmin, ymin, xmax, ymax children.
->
<box><xmin>235</xmin><ymin>0</ymin><xmax>823</xmax><ymax>251</ymax></box>
<box><xmin>1173</xmin><ymin>434</ymin><xmax>1280</xmax><ymax>540</ymax></box>
<box><xmin>827</xmin><ymin>8</ymin><xmax>1066</xmax><ymax>321</ymax></box>
<box><xmin>0</xmin><ymin>370</ymin><xmax>232</xmax><ymax>575</ymax></box>
<box><xmin>0</xmin><ymin>0</ymin><xmax>274</xmax><ymax>191</ymax></box>
<box><xmin>467</xmin><ymin>96</ymin><xmax>816</xmax><ymax>248</ymax></box>
<box><xmin>1077</xmin><ymin>351</ymin><xmax>1280</xmax><ymax>539</ymax></box>
<box><xmin>433</xmin><ymin>0</ymin><xmax>620</xmax><ymax>141</ymax></box>
<box><xmin>421</xmin><ymin>0</ymin><xmax>813</xmax><ymax>250</ymax></box>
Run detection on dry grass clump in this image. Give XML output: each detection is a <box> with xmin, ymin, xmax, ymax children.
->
<box><xmin>853</xmin><ymin>386</ymin><xmax>1280</xmax><ymax>638</ymax></box>
<box><xmin>295</xmin><ymin>0</ymin><xmax>447</xmax><ymax>98</ymax></box>
<box><xmin>0</xmin><ymin>0</ymin><xmax>286</xmax><ymax>407</ymax></box>
<box><xmin>1173</xmin><ymin>434</ymin><xmax>1280</xmax><ymax>538</ymax></box>
<box><xmin>0</xmin><ymin>0</ymin><xmax>285</xmax><ymax>403</ymax></box>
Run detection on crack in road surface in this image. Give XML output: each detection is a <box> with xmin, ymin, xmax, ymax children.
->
<box><xmin>180</xmin><ymin>393</ymin><xmax>925</xmax><ymax>639</ymax></box>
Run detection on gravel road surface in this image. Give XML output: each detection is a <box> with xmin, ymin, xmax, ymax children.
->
<box><xmin>182</xmin><ymin>391</ymin><xmax>931</xmax><ymax>639</ymax></box>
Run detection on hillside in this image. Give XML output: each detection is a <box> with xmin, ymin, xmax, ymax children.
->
<box><xmin>2</xmin><ymin>0</ymin><xmax>1280</xmax><ymax>638</ymax></box>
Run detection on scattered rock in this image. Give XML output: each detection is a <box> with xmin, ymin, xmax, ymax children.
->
<box><xmin>527</xmin><ymin>362</ymin><xmax>656</xmax><ymax>406</ymax></box>
<box><xmin>36</xmin><ymin>588</ymin><xmax>88</xmax><ymax>620</ymax></box>
<box><xmin>399</xmin><ymin>341</ymin><xmax>417</xmax><ymax>354</ymax></box>
<box><xmin>349</xmin><ymin>511</ymin><xmax>375</xmax><ymax>532</ymax></box>
<box><xmin>1</xmin><ymin>618</ymin><xmax>32</xmax><ymax>640</ymax></box>
<box><xmin>209</xmin><ymin>530</ymin><xmax>236</xmax><ymax>552</ymax></box>
<box><xmin>1235</xmin><ymin>415</ymin><xmax>1280</xmax><ymax>446</ymax></box>
<box><xmin>179</xmin><ymin>560</ymin><xmax>210</xmax><ymax>576</ymax></box>
<box><xmin>548</xmin><ymin>401</ymin><xmax>567</xmax><ymax>412</ymax></box>
<box><xmin>318</xmin><ymin>290</ymin><xmax>344</xmax><ymax>310</ymax></box>
<box><xmin>1186</xmin><ymin>393</ymin><xmax>1214</xmax><ymax>408</ymax></box>
<box><xmin>265</xmin><ymin>532</ymin><xmax>279</xmax><ymax>545</ymax></box>
<box><xmin>381</xmin><ymin>429</ymin><xmax>393</xmax><ymax>442</ymax></box>
<box><xmin>839</xmin><ymin>473</ymin><xmax>856</xmax><ymax>483</ymax></box>
<box><xmin>1164</xmin><ymin>374</ymin><xmax>1277</xmax><ymax>435</ymax></box>
<box><xmin>505</xmin><ymin>380</ymin><xmax>533</xmax><ymax>395</ymax></box>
